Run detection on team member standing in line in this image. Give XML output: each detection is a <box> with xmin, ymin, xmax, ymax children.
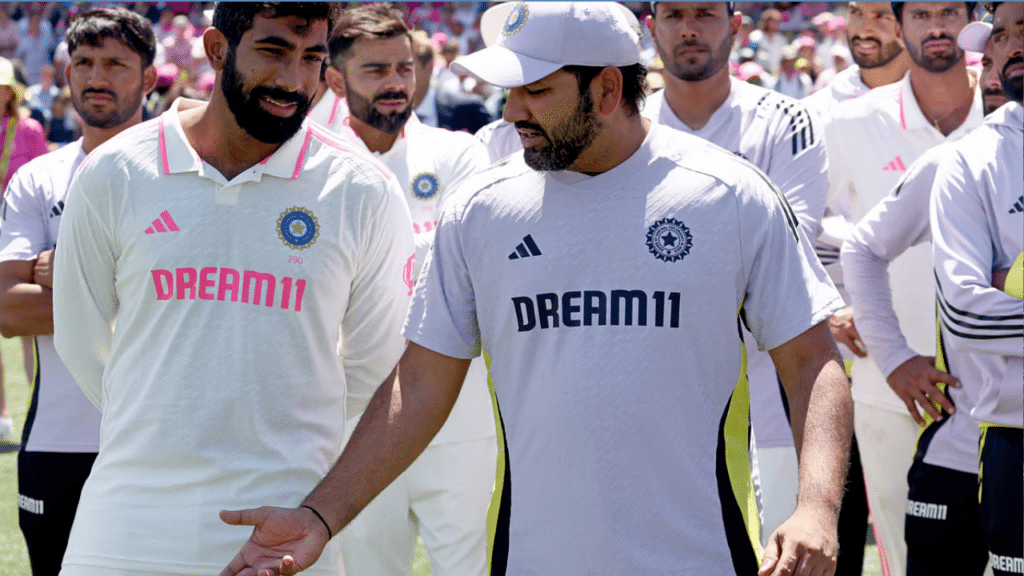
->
<box><xmin>839</xmin><ymin>19</ymin><xmax>1010</xmax><ymax>576</ymax></box>
<box><xmin>0</xmin><ymin>9</ymin><xmax>157</xmax><ymax>575</ymax></box>
<box><xmin>221</xmin><ymin>4</ymin><xmax>853</xmax><ymax>576</ymax></box>
<box><xmin>929</xmin><ymin>4</ymin><xmax>1023</xmax><ymax>573</ymax></box>
<box><xmin>642</xmin><ymin>6</ymin><xmax>867</xmax><ymax>572</ymax></box>
<box><xmin>309</xmin><ymin>5</ymin><xmax>496</xmax><ymax>576</ymax></box>
<box><xmin>824</xmin><ymin>3</ymin><xmax>983</xmax><ymax>575</ymax></box>
<box><xmin>52</xmin><ymin>3</ymin><xmax>414</xmax><ymax>575</ymax></box>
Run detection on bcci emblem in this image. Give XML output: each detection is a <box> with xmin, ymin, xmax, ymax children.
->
<box><xmin>277</xmin><ymin>207</ymin><xmax>320</xmax><ymax>250</ymax></box>
<box><xmin>502</xmin><ymin>3</ymin><xmax>528</xmax><ymax>36</ymax></box>
<box><xmin>411</xmin><ymin>173</ymin><xmax>439</xmax><ymax>200</ymax></box>
<box><xmin>646</xmin><ymin>218</ymin><xmax>693</xmax><ymax>262</ymax></box>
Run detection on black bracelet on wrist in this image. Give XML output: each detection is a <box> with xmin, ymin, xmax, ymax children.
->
<box><xmin>301</xmin><ymin>504</ymin><xmax>333</xmax><ymax>539</ymax></box>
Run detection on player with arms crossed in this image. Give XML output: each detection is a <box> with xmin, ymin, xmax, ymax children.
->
<box><xmin>220</xmin><ymin>4</ymin><xmax>852</xmax><ymax>576</ymax></box>
<box><xmin>52</xmin><ymin>3</ymin><xmax>413</xmax><ymax>575</ymax></box>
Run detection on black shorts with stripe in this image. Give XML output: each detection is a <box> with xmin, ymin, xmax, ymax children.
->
<box><xmin>18</xmin><ymin>450</ymin><xmax>97</xmax><ymax>576</ymax></box>
<box><xmin>979</xmin><ymin>426</ymin><xmax>1024</xmax><ymax>576</ymax></box>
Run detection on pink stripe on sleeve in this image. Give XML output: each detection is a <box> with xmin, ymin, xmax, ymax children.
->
<box><xmin>292</xmin><ymin>129</ymin><xmax>313</xmax><ymax>179</ymax></box>
<box><xmin>898</xmin><ymin>88</ymin><xmax>907</xmax><ymax>131</ymax></box>
<box><xmin>158</xmin><ymin>120</ymin><xmax>170</xmax><ymax>175</ymax></box>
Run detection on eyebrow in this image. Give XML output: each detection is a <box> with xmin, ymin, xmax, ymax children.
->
<box><xmin>253</xmin><ymin>35</ymin><xmax>327</xmax><ymax>54</ymax></box>
<box><xmin>360</xmin><ymin>59</ymin><xmax>415</xmax><ymax>68</ymax></box>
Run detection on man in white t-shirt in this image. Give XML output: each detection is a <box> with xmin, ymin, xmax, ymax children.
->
<box><xmin>642</xmin><ymin>4</ymin><xmax>867</xmax><ymax>573</ymax></box>
<box><xmin>308</xmin><ymin>5</ymin><xmax>496</xmax><ymax>576</ymax></box>
<box><xmin>52</xmin><ymin>4</ymin><xmax>414</xmax><ymax>575</ymax></box>
<box><xmin>825</xmin><ymin>3</ymin><xmax>982</xmax><ymax>575</ymax></box>
<box><xmin>221</xmin><ymin>4</ymin><xmax>852</xmax><ymax>576</ymax></box>
<box><xmin>930</xmin><ymin>7</ymin><xmax>1023</xmax><ymax>574</ymax></box>
<box><xmin>0</xmin><ymin>10</ymin><xmax>157</xmax><ymax>576</ymax></box>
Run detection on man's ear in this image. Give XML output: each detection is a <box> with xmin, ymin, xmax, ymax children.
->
<box><xmin>324</xmin><ymin>65</ymin><xmax>347</xmax><ymax>98</ymax></box>
<box><xmin>595</xmin><ymin>66</ymin><xmax>624</xmax><ymax>115</ymax></box>
<box><xmin>142</xmin><ymin>64</ymin><xmax>158</xmax><ymax>95</ymax></box>
<box><xmin>204</xmin><ymin>27</ymin><xmax>229</xmax><ymax>72</ymax></box>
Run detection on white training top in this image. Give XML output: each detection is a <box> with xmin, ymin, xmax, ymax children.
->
<box><xmin>930</xmin><ymin>102</ymin><xmax>1023</xmax><ymax>429</ymax></box>
<box><xmin>52</xmin><ymin>100</ymin><xmax>414</xmax><ymax>575</ymax></box>
<box><xmin>801</xmin><ymin>65</ymin><xmax>869</xmax><ymax>123</ymax></box>
<box><xmin>841</xmin><ymin>142</ymin><xmax>981</xmax><ymax>474</ymax></box>
<box><xmin>825</xmin><ymin>70</ymin><xmax>984</xmax><ymax>413</ymax></box>
<box><xmin>313</xmin><ymin>93</ymin><xmax>496</xmax><ymax>445</ymax></box>
<box><xmin>643</xmin><ymin>79</ymin><xmax>828</xmax><ymax>450</ymax></box>
<box><xmin>404</xmin><ymin>123</ymin><xmax>842</xmax><ymax>575</ymax></box>
<box><xmin>474</xmin><ymin>118</ymin><xmax>523</xmax><ymax>164</ymax></box>
<box><xmin>0</xmin><ymin>140</ymin><xmax>101</xmax><ymax>453</ymax></box>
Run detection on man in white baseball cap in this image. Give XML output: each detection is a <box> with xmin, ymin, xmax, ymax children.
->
<box><xmin>222</xmin><ymin>4</ymin><xmax>854</xmax><ymax>576</ymax></box>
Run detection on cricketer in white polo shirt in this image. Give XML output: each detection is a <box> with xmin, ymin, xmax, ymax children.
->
<box><xmin>825</xmin><ymin>3</ymin><xmax>982</xmax><ymax>574</ymax></box>
<box><xmin>52</xmin><ymin>4</ymin><xmax>414</xmax><ymax>574</ymax></box>
<box><xmin>308</xmin><ymin>5</ymin><xmax>497</xmax><ymax>576</ymax></box>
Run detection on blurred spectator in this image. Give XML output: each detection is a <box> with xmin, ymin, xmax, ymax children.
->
<box><xmin>812</xmin><ymin>45</ymin><xmax>852</xmax><ymax>93</ymax></box>
<box><xmin>0</xmin><ymin>6</ymin><xmax>18</xmax><ymax>60</ymax></box>
<box><xmin>409</xmin><ymin>2</ymin><xmax>442</xmax><ymax>34</ymax></box>
<box><xmin>26</xmin><ymin>63</ymin><xmax>57</xmax><ymax>123</ymax></box>
<box><xmin>775</xmin><ymin>45</ymin><xmax>812</xmax><ymax>98</ymax></box>
<box><xmin>15</xmin><ymin>3</ymin><xmax>57</xmax><ymax>85</ymax></box>
<box><xmin>737</xmin><ymin>60</ymin><xmax>774</xmax><ymax>87</ymax></box>
<box><xmin>795</xmin><ymin>34</ymin><xmax>824</xmax><ymax>82</ymax></box>
<box><xmin>434</xmin><ymin>37</ymin><xmax>492</xmax><ymax>132</ymax></box>
<box><xmin>45</xmin><ymin>85</ymin><xmax>76</xmax><ymax>146</ymax></box>
<box><xmin>410</xmin><ymin>30</ymin><xmax>439</xmax><ymax>127</ymax></box>
<box><xmin>132</xmin><ymin>2</ymin><xmax>162</xmax><ymax>25</ymax></box>
<box><xmin>749</xmin><ymin>8</ymin><xmax>787</xmax><ymax>74</ymax></box>
<box><xmin>162</xmin><ymin>14</ymin><xmax>198</xmax><ymax>71</ymax></box>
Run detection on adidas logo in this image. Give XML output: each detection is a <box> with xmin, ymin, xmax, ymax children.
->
<box><xmin>882</xmin><ymin>155</ymin><xmax>907</xmax><ymax>172</ymax></box>
<box><xmin>144</xmin><ymin>210</ymin><xmax>180</xmax><ymax>234</ymax></box>
<box><xmin>1010</xmin><ymin>196</ymin><xmax>1023</xmax><ymax>214</ymax></box>
<box><xmin>508</xmin><ymin>234</ymin><xmax>542</xmax><ymax>260</ymax></box>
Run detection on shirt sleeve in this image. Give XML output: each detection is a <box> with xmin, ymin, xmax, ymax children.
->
<box><xmin>740</xmin><ymin>168</ymin><xmax>844</xmax><ymax>351</ymax></box>
<box><xmin>341</xmin><ymin>176</ymin><xmax>416</xmax><ymax>419</ymax></box>
<box><xmin>52</xmin><ymin>160</ymin><xmax>117</xmax><ymax>410</ymax></box>
<box><xmin>765</xmin><ymin>98</ymin><xmax>828</xmax><ymax>241</ymax></box>
<box><xmin>930</xmin><ymin>149</ymin><xmax>1023</xmax><ymax>358</ymax></box>
<box><xmin>0</xmin><ymin>165</ymin><xmax>49</xmax><ymax>261</ymax></box>
<box><xmin>841</xmin><ymin>154</ymin><xmax>938</xmax><ymax>376</ymax></box>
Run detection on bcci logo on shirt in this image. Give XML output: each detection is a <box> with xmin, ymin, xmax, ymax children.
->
<box><xmin>646</xmin><ymin>218</ymin><xmax>692</xmax><ymax>263</ymax></box>
<box><xmin>411</xmin><ymin>173</ymin><xmax>439</xmax><ymax>200</ymax></box>
<box><xmin>502</xmin><ymin>3</ymin><xmax>528</xmax><ymax>36</ymax></box>
<box><xmin>277</xmin><ymin>207</ymin><xmax>319</xmax><ymax>250</ymax></box>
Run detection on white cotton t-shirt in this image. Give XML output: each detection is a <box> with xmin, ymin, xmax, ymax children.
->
<box><xmin>930</xmin><ymin>102</ymin><xmax>1023</xmax><ymax>429</ymax></box>
<box><xmin>52</xmin><ymin>100</ymin><xmax>414</xmax><ymax>575</ymax></box>
<box><xmin>801</xmin><ymin>65</ymin><xmax>870</xmax><ymax>122</ymax></box>
<box><xmin>825</xmin><ymin>70</ymin><xmax>984</xmax><ymax>413</ymax></box>
<box><xmin>312</xmin><ymin>93</ymin><xmax>496</xmax><ymax>445</ymax></box>
<box><xmin>475</xmin><ymin>118</ymin><xmax>523</xmax><ymax>164</ymax></box>
<box><xmin>404</xmin><ymin>123</ymin><xmax>842</xmax><ymax>575</ymax></box>
<box><xmin>0</xmin><ymin>140</ymin><xmax>101</xmax><ymax>453</ymax></box>
<box><xmin>643</xmin><ymin>79</ymin><xmax>829</xmax><ymax>449</ymax></box>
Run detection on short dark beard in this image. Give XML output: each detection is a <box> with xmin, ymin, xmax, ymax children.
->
<box><xmin>74</xmin><ymin>85</ymin><xmax>142</xmax><ymax>129</ymax></box>
<box><xmin>221</xmin><ymin>47</ymin><xmax>310</xmax><ymax>144</ymax></box>
<box><xmin>519</xmin><ymin>87</ymin><xmax>598</xmax><ymax>172</ymax></box>
<box><xmin>345</xmin><ymin>82</ymin><xmax>412</xmax><ymax>135</ymax></box>
<box><xmin>1001</xmin><ymin>56</ymin><xmax>1024</xmax><ymax>104</ymax></box>
<box><xmin>905</xmin><ymin>34</ymin><xmax>964</xmax><ymax>73</ymax></box>
<box><xmin>849</xmin><ymin>37</ymin><xmax>905</xmax><ymax>69</ymax></box>
<box><xmin>659</xmin><ymin>33</ymin><xmax>732</xmax><ymax>82</ymax></box>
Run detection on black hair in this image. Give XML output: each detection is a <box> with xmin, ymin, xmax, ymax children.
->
<box><xmin>65</xmin><ymin>8</ymin><xmax>157</xmax><ymax>68</ymax></box>
<box><xmin>891</xmin><ymin>2</ymin><xmax>977</xmax><ymax>26</ymax></box>
<box><xmin>327</xmin><ymin>3</ymin><xmax>410</xmax><ymax>68</ymax></box>
<box><xmin>212</xmin><ymin>2</ymin><xmax>340</xmax><ymax>48</ymax></box>
<box><xmin>563</xmin><ymin>63</ymin><xmax>649</xmax><ymax>116</ymax></box>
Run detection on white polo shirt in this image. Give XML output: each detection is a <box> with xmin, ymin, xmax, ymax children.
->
<box><xmin>841</xmin><ymin>142</ymin><xmax>982</xmax><ymax>474</ymax></box>
<box><xmin>801</xmin><ymin>65</ymin><xmax>869</xmax><ymax>123</ymax></box>
<box><xmin>643</xmin><ymin>78</ymin><xmax>829</xmax><ymax>450</ymax></box>
<box><xmin>0</xmin><ymin>140</ymin><xmax>100</xmax><ymax>453</ymax></box>
<box><xmin>825</xmin><ymin>70</ymin><xmax>984</xmax><ymax>413</ymax></box>
<box><xmin>930</xmin><ymin>102</ymin><xmax>1023</xmax><ymax>429</ymax></box>
<box><xmin>405</xmin><ymin>123</ymin><xmax>842</xmax><ymax>575</ymax></box>
<box><xmin>53</xmin><ymin>99</ymin><xmax>414</xmax><ymax>575</ymax></box>
<box><xmin>311</xmin><ymin>93</ymin><xmax>495</xmax><ymax>445</ymax></box>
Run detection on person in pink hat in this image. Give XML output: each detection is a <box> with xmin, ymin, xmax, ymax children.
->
<box><xmin>222</xmin><ymin>4</ymin><xmax>853</xmax><ymax>576</ymax></box>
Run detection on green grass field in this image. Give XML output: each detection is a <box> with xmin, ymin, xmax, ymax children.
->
<box><xmin>0</xmin><ymin>335</ymin><xmax>882</xmax><ymax>575</ymax></box>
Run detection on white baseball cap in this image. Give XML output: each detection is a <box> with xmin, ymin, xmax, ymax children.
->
<box><xmin>450</xmin><ymin>2</ymin><xmax>642</xmax><ymax>88</ymax></box>
<box><xmin>958</xmin><ymin>20</ymin><xmax>992</xmax><ymax>52</ymax></box>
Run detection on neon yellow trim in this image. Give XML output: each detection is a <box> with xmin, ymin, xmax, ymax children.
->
<box><xmin>977</xmin><ymin>423</ymin><xmax>989</xmax><ymax>504</ymax></box>
<box><xmin>1004</xmin><ymin>252</ymin><xmax>1023</xmax><ymax>300</ymax></box>
<box><xmin>727</xmin><ymin>307</ymin><xmax>762</xmax><ymax>561</ymax></box>
<box><xmin>482</xmin><ymin>349</ymin><xmax>505</xmax><ymax>575</ymax></box>
<box><xmin>915</xmin><ymin>312</ymin><xmax>949</xmax><ymax>447</ymax></box>
<box><xmin>842</xmin><ymin>359</ymin><xmax>853</xmax><ymax>379</ymax></box>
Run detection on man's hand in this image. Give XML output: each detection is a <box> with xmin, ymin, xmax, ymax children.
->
<box><xmin>886</xmin><ymin>355</ymin><xmax>960</xmax><ymax>426</ymax></box>
<box><xmin>759</xmin><ymin>506</ymin><xmax>839</xmax><ymax>576</ymax></box>
<box><xmin>219</xmin><ymin>506</ymin><xmax>330</xmax><ymax>576</ymax></box>
<box><xmin>32</xmin><ymin>249</ymin><xmax>54</xmax><ymax>289</ymax></box>
<box><xmin>826</xmin><ymin>306</ymin><xmax>867</xmax><ymax>358</ymax></box>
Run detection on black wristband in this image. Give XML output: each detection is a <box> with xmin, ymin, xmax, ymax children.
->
<box><xmin>301</xmin><ymin>504</ymin><xmax>333</xmax><ymax>539</ymax></box>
